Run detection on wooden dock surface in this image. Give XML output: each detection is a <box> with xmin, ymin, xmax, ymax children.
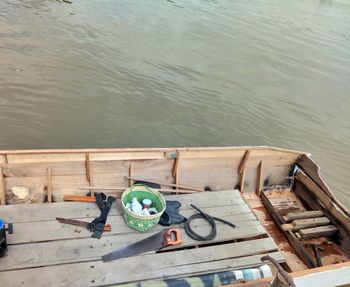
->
<box><xmin>0</xmin><ymin>190</ymin><xmax>284</xmax><ymax>286</ymax></box>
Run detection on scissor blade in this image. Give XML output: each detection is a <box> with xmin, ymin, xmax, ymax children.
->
<box><xmin>102</xmin><ymin>230</ymin><xmax>166</xmax><ymax>262</ymax></box>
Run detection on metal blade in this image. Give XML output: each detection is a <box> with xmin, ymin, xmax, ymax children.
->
<box><xmin>102</xmin><ymin>230</ymin><xmax>166</xmax><ymax>262</ymax></box>
<box><xmin>56</xmin><ymin>217</ymin><xmax>89</xmax><ymax>229</ymax></box>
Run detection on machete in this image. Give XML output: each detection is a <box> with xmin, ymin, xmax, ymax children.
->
<box><xmin>56</xmin><ymin>217</ymin><xmax>111</xmax><ymax>232</ymax></box>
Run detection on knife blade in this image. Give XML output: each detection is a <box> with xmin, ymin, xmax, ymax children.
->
<box><xmin>56</xmin><ymin>217</ymin><xmax>111</xmax><ymax>231</ymax></box>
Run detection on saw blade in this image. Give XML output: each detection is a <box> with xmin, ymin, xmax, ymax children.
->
<box><xmin>102</xmin><ymin>230</ymin><xmax>166</xmax><ymax>262</ymax></box>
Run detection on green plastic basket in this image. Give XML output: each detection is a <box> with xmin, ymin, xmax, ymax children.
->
<box><xmin>121</xmin><ymin>184</ymin><xmax>166</xmax><ymax>232</ymax></box>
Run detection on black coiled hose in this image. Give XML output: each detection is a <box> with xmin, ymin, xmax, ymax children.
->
<box><xmin>184</xmin><ymin>204</ymin><xmax>236</xmax><ymax>241</ymax></box>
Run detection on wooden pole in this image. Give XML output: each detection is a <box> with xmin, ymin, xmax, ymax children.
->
<box><xmin>238</xmin><ymin>150</ymin><xmax>250</xmax><ymax>193</ymax></box>
<box><xmin>85</xmin><ymin>154</ymin><xmax>94</xmax><ymax>197</ymax></box>
<box><xmin>238</xmin><ymin>150</ymin><xmax>250</xmax><ymax>175</ymax></box>
<box><xmin>0</xmin><ymin>167</ymin><xmax>6</xmax><ymax>205</ymax></box>
<box><xmin>126</xmin><ymin>176</ymin><xmax>203</xmax><ymax>192</ymax></box>
<box><xmin>256</xmin><ymin>160</ymin><xmax>264</xmax><ymax>196</ymax></box>
<box><xmin>128</xmin><ymin>162</ymin><xmax>133</xmax><ymax>187</ymax></box>
<box><xmin>172</xmin><ymin>151</ymin><xmax>181</xmax><ymax>194</ymax></box>
<box><xmin>47</xmin><ymin>167</ymin><xmax>52</xmax><ymax>203</ymax></box>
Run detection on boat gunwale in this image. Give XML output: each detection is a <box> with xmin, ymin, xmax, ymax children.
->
<box><xmin>0</xmin><ymin>145</ymin><xmax>308</xmax><ymax>156</ymax></box>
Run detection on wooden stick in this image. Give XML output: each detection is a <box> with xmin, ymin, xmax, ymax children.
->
<box><xmin>78</xmin><ymin>186</ymin><xmax>199</xmax><ymax>194</ymax></box>
<box><xmin>172</xmin><ymin>151</ymin><xmax>181</xmax><ymax>194</ymax></box>
<box><xmin>256</xmin><ymin>160</ymin><xmax>264</xmax><ymax>196</ymax></box>
<box><xmin>238</xmin><ymin>150</ymin><xmax>249</xmax><ymax>193</ymax></box>
<box><xmin>125</xmin><ymin>176</ymin><xmax>203</xmax><ymax>192</ymax></box>
<box><xmin>0</xmin><ymin>167</ymin><xmax>6</xmax><ymax>205</ymax></box>
<box><xmin>85</xmin><ymin>154</ymin><xmax>94</xmax><ymax>197</ymax></box>
<box><xmin>238</xmin><ymin>150</ymin><xmax>250</xmax><ymax>175</ymax></box>
<box><xmin>128</xmin><ymin>162</ymin><xmax>133</xmax><ymax>187</ymax></box>
<box><xmin>47</xmin><ymin>167</ymin><xmax>52</xmax><ymax>203</ymax></box>
<box><xmin>239</xmin><ymin>166</ymin><xmax>246</xmax><ymax>193</ymax></box>
<box><xmin>64</xmin><ymin>195</ymin><xmax>96</xmax><ymax>202</ymax></box>
<box><xmin>172</xmin><ymin>151</ymin><xmax>180</xmax><ymax>178</ymax></box>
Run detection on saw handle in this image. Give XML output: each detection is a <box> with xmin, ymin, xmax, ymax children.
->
<box><xmin>164</xmin><ymin>229</ymin><xmax>182</xmax><ymax>247</ymax></box>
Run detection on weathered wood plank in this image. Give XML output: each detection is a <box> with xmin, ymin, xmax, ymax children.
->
<box><xmin>0</xmin><ymin>167</ymin><xmax>6</xmax><ymax>205</ymax></box>
<box><xmin>282</xmin><ymin>217</ymin><xmax>330</xmax><ymax>231</ymax></box>
<box><xmin>0</xmin><ymin>238</ymin><xmax>279</xmax><ymax>287</ymax></box>
<box><xmin>0</xmin><ymin>190</ymin><xmax>241</xmax><ymax>223</ymax></box>
<box><xmin>256</xmin><ymin>160</ymin><xmax>264</xmax><ymax>195</ymax></box>
<box><xmin>298</xmin><ymin>225</ymin><xmax>338</xmax><ymax>239</ymax></box>
<box><xmin>47</xmin><ymin>168</ymin><xmax>52</xmax><ymax>203</ymax></box>
<box><xmin>1</xmin><ymin>223</ymin><xmax>266</xmax><ymax>271</ymax></box>
<box><xmin>238</xmin><ymin>150</ymin><xmax>250</xmax><ymax>175</ymax></box>
<box><xmin>283</xmin><ymin>210</ymin><xmax>323</xmax><ymax>222</ymax></box>
<box><xmin>295</xmin><ymin>171</ymin><xmax>350</xmax><ymax>232</ymax></box>
<box><xmin>297</xmin><ymin>154</ymin><xmax>350</xmax><ymax>219</ymax></box>
<box><xmin>8</xmin><ymin>212</ymin><xmax>258</xmax><ymax>244</ymax></box>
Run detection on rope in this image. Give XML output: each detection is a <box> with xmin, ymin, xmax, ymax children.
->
<box><xmin>184</xmin><ymin>204</ymin><xmax>236</xmax><ymax>241</ymax></box>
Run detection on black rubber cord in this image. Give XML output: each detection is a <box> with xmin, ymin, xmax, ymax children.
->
<box><xmin>184</xmin><ymin>204</ymin><xmax>236</xmax><ymax>241</ymax></box>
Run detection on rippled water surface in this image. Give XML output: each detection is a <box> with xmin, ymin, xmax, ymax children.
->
<box><xmin>0</xmin><ymin>0</ymin><xmax>349</xmax><ymax>206</ymax></box>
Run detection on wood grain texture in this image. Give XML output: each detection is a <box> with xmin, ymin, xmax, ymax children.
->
<box><xmin>47</xmin><ymin>167</ymin><xmax>52</xmax><ymax>203</ymax></box>
<box><xmin>0</xmin><ymin>238</ymin><xmax>280</xmax><ymax>287</ymax></box>
<box><xmin>0</xmin><ymin>167</ymin><xmax>6</xmax><ymax>205</ymax></box>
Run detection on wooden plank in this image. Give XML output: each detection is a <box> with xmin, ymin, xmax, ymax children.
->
<box><xmin>0</xmin><ymin>238</ymin><xmax>279</xmax><ymax>286</ymax></box>
<box><xmin>1</xmin><ymin>145</ymin><xmax>304</xmax><ymax>156</ymax></box>
<box><xmin>1</xmin><ymin>222</ymin><xmax>266</xmax><ymax>271</ymax></box>
<box><xmin>128</xmin><ymin>162</ymin><xmax>133</xmax><ymax>187</ymax></box>
<box><xmin>7</xmin><ymin>212</ymin><xmax>258</xmax><ymax>245</ymax></box>
<box><xmin>298</xmin><ymin>225</ymin><xmax>338</xmax><ymax>239</ymax></box>
<box><xmin>172</xmin><ymin>150</ymin><xmax>180</xmax><ymax>178</ymax></box>
<box><xmin>294</xmin><ymin>180</ymin><xmax>350</xmax><ymax>255</ymax></box>
<box><xmin>0</xmin><ymin>190</ymin><xmax>242</xmax><ymax>223</ymax></box>
<box><xmin>260</xmin><ymin>191</ymin><xmax>317</xmax><ymax>268</ymax></box>
<box><xmin>47</xmin><ymin>168</ymin><xmax>52</xmax><ymax>203</ymax></box>
<box><xmin>78</xmin><ymin>187</ymin><xmax>198</xmax><ymax>194</ymax></box>
<box><xmin>238</xmin><ymin>150</ymin><xmax>250</xmax><ymax>175</ymax></box>
<box><xmin>0</xmin><ymin>167</ymin><xmax>6</xmax><ymax>205</ymax></box>
<box><xmin>256</xmin><ymin>160</ymin><xmax>264</xmax><ymax>196</ymax></box>
<box><xmin>283</xmin><ymin>211</ymin><xmax>323</xmax><ymax>222</ymax></box>
<box><xmin>295</xmin><ymin>171</ymin><xmax>350</xmax><ymax>232</ymax></box>
<box><xmin>281</xmin><ymin>217</ymin><xmax>330</xmax><ymax>231</ymax></box>
<box><xmin>297</xmin><ymin>154</ymin><xmax>350</xmax><ymax>218</ymax></box>
<box><xmin>85</xmin><ymin>154</ymin><xmax>94</xmax><ymax>197</ymax></box>
<box><xmin>126</xmin><ymin>176</ymin><xmax>203</xmax><ymax>192</ymax></box>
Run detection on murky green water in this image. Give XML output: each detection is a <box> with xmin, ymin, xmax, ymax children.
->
<box><xmin>0</xmin><ymin>0</ymin><xmax>349</xmax><ymax>206</ymax></box>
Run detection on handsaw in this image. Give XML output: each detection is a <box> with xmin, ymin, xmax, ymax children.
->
<box><xmin>56</xmin><ymin>217</ymin><xmax>111</xmax><ymax>232</ymax></box>
<box><xmin>102</xmin><ymin>228</ymin><xmax>182</xmax><ymax>262</ymax></box>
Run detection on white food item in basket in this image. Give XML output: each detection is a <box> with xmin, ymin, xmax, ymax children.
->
<box><xmin>141</xmin><ymin>208</ymin><xmax>150</xmax><ymax>216</ymax></box>
<box><xmin>131</xmin><ymin>197</ymin><xmax>142</xmax><ymax>213</ymax></box>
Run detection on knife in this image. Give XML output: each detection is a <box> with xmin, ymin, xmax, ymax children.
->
<box><xmin>56</xmin><ymin>217</ymin><xmax>112</xmax><ymax>232</ymax></box>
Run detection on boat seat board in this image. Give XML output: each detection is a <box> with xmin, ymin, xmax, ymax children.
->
<box><xmin>0</xmin><ymin>190</ymin><xmax>284</xmax><ymax>286</ymax></box>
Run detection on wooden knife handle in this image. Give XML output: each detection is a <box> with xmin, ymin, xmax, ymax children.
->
<box><xmin>64</xmin><ymin>195</ymin><xmax>96</xmax><ymax>202</ymax></box>
<box><xmin>103</xmin><ymin>224</ymin><xmax>112</xmax><ymax>232</ymax></box>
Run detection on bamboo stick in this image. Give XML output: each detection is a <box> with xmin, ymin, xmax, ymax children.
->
<box><xmin>125</xmin><ymin>176</ymin><xmax>203</xmax><ymax>192</ymax></box>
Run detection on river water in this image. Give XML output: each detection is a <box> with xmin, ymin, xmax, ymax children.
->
<box><xmin>0</xmin><ymin>0</ymin><xmax>349</xmax><ymax>206</ymax></box>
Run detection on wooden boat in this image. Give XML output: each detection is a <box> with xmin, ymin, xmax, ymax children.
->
<box><xmin>0</xmin><ymin>146</ymin><xmax>349</xmax><ymax>287</ymax></box>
